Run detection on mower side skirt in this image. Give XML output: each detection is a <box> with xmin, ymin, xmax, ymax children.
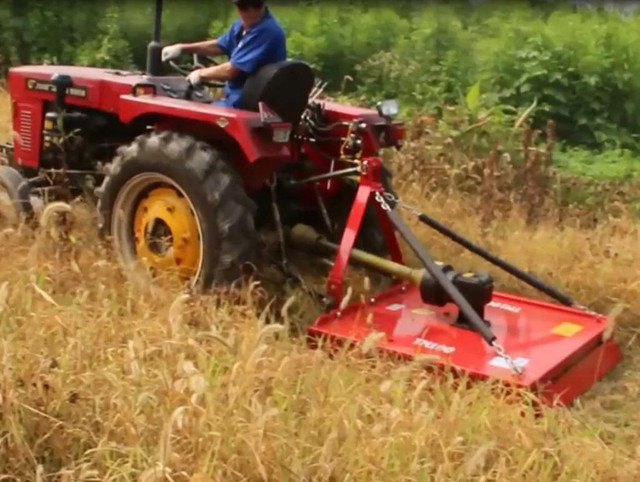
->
<box><xmin>538</xmin><ymin>338</ymin><xmax>622</xmax><ymax>406</ymax></box>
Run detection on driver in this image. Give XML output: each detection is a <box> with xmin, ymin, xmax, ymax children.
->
<box><xmin>161</xmin><ymin>0</ymin><xmax>286</xmax><ymax>108</ymax></box>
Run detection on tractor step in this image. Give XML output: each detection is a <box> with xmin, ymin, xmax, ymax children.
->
<box><xmin>308</xmin><ymin>281</ymin><xmax>622</xmax><ymax>406</ymax></box>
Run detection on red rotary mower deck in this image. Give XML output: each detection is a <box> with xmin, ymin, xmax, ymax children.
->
<box><xmin>294</xmin><ymin>156</ymin><xmax>623</xmax><ymax>408</ymax></box>
<box><xmin>309</xmin><ymin>283</ymin><xmax>622</xmax><ymax>406</ymax></box>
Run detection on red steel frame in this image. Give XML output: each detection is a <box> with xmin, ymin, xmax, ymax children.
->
<box><xmin>326</xmin><ymin>156</ymin><xmax>403</xmax><ymax>304</ymax></box>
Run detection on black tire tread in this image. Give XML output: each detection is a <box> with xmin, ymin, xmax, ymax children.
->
<box><xmin>97</xmin><ymin>131</ymin><xmax>257</xmax><ymax>288</ymax></box>
<box><xmin>0</xmin><ymin>165</ymin><xmax>34</xmax><ymax>223</ymax></box>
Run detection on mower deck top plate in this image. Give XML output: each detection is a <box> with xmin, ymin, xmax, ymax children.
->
<box><xmin>309</xmin><ymin>282</ymin><xmax>622</xmax><ymax>405</ymax></box>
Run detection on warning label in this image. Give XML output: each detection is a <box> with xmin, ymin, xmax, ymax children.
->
<box><xmin>488</xmin><ymin>356</ymin><xmax>530</xmax><ymax>370</ymax></box>
<box><xmin>551</xmin><ymin>322</ymin><xmax>584</xmax><ymax>337</ymax></box>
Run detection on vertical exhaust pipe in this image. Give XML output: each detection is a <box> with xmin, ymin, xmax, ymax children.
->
<box><xmin>146</xmin><ymin>0</ymin><xmax>164</xmax><ymax>76</ymax></box>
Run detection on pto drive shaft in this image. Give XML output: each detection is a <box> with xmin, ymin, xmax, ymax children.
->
<box><xmin>288</xmin><ymin>224</ymin><xmax>425</xmax><ymax>284</ymax></box>
<box><xmin>287</xmin><ymin>225</ymin><xmax>494</xmax><ymax>331</ymax></box>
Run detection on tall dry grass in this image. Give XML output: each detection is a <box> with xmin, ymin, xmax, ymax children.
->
<box><xmin>0</xmin><ymin>90</ymin><xmax>639</xmax><ymax>480</ymax></box>
<box><xmin>0</xmin><ymin>87</ymin><xmax>11</xmax><ymax>141</ymax></box>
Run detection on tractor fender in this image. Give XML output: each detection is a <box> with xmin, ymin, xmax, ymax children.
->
<box><xmin>118</xmin><ymin>95</ymin><xmax>292</xmax><ymax>192</ymax></box>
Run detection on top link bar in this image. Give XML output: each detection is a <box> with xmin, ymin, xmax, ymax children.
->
<box><xmin>379</xmin><ymin>190</ymin><xmax>595</xmax><ymax>313</ymax></box>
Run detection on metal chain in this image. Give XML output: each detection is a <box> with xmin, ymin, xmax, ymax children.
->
<box><xmin>492</xmin><ymin>341</ymin><xmax>524</xmax><ymax>375</ymax></box>
<box><xmin>383</xmin><ymin>191</ymin><xmax>423</xmax><ymax>217</ymax></box>
<box><xmin>374</xmin><ymin>191</ymin><xmax>391</xmax><ymax>211</ymax></box>
<box><xmin>376</xmin><ymin>189</ymin><xmax>525</xmax><ymax>375</ymax></box>
<box><xmin>267</xmin><ymin>175</ymin><xmax>319</xmax><ymax>301</ymax></box>
<box><xmin>267</xmin><ymin>175</ymin><xmax>289</xmax><ymax>270</ymax></box>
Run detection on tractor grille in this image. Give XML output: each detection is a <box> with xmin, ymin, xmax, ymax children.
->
<box><xmin>18</xmin><ymin>108</ymin><xmax>33</xmax><ymax>153</ymax></box>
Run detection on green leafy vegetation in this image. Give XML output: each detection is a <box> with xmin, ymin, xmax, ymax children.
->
<box><xmin>554</xmin><ymin>147</ymin><xmax>640</xmax><ymax>180</ymax></box>
<box><xmin>75</xmin><ymin>5</ymin><xmax>135</xmax><ymax>69</ymax></box>
<box><xmin>1</xmin><ymin>0</ymin><xmax>639</xmax><ymax>181</ymax></box>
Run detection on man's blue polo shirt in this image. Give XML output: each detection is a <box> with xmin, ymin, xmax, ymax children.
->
<box><xmin>215</xmin><ymin>8</ymin><xmax>287</xmax><ymax>108</ymax></box>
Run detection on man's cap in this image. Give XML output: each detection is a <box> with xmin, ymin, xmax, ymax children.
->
<box><xmin>232</xmin><ymin>0</ymin><xmax>265</xmax><ymax>7</ymax></box>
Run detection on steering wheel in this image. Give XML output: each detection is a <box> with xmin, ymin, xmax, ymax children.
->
<box><xmin>167</xmin><ymin>53</ymin><xmax>225</xmax><ymax>100</ymax></box>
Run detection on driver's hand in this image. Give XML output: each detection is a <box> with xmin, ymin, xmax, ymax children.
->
<box><xmin>161</xmin><ymin>44</ymin><xmax>183</xmax><ymax>62</ymax></box>
<box><xmin>186</xmin><ymin>69</ymin><xmax>202</xmax><ymax>87</ymax></box>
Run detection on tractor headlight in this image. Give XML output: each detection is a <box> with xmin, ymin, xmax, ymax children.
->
<box><xmin>376</xmin><ymin>99</ymin><xmax>399</xmax><ymax>119</ymax></box>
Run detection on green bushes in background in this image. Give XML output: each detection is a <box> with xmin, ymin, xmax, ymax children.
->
<box><xmin>352</xmin><ymin>4</ymin><xmax>640</xmax><ymax>152</ymax></box>
<box><xmin>75</xmin><ymin>6</ymin><xmax>134</xmax><ymax>69</ymax></box>
<box><xmin>2</xmin><ymin>0</ymin><xmax>640</xmax><ymax>161</ymax></box>
<box><xmin>354</xmin><ymin>9</ymin><xmax>476</xmax><ymax>112</ymax></box>
<box><xmin>476</xmin><ymin>8</ymin><xmax>640</xmax><ymax>151</ymax></box>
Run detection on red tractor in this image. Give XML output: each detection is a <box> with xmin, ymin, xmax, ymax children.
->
<box><xmin>0</xmin><ymin>1</ymin><xmax>623</xmax><ymax>406</ymax></box>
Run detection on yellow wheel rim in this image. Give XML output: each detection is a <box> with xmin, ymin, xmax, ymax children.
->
<box><xmin>133</xmin><ymin>186</ymin><xmax>201</xmax><ymax>279</ymax></box>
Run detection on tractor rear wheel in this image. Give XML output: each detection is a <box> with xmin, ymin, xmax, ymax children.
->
<box><xmin>97</xmin><ymin>131</ymin><xmax>258</xmax><ymax>290</ymax></box>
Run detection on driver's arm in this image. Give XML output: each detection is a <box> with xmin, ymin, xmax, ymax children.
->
<box><xmin>193</xmin><ymin>29</ymin><xmax>278</xmax><ymax>84</ymax></box>
<box><xmin>164</xmin><ymin>23</ymin><xmax>234</xmax><ymax>63</ymax></box>
<box><xmin>193</xmin><ymin>62</ymin><xmax>241</xmax><ymax>82</ymax></box>
<box><xmin>162</xmin><ymin>39</ymin><xmax>224</xmax><ymax>62</ymax></box>
<box><xmin>179</xmin><ymin>39</ymin><xmax>224</xmax><ymax>57</ymax></box>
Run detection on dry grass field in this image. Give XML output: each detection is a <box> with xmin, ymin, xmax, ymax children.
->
<box><xmin>0</xmin><ymin>88</ymin><xmax>639</xmax><ymax>481</ymax></box>
<box><xmin>0</xmin><ymin>87</ymin><xmax>11</xmax><ymax>140</ymax></box>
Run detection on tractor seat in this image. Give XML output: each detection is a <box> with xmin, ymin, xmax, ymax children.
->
<box><xmin>238</xmin><ymin>60</ymin><xmax>315</xmax><ymax>125</ymax></box>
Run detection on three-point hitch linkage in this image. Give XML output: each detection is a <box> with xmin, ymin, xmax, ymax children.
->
<box><xmin>289</xmin><ymin>156</ymin><xmax>622</xmax><ymax>406</ymax></box>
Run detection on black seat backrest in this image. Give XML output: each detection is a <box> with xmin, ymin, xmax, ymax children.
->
<box><xmin>238</xmin><ymin>60</ymin><xmax>315</xmax><ymax>124</ymax></box>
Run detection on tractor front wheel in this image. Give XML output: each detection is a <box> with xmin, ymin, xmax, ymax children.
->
<box><xmin>0</xmin><ymin>165</ymin><xmax>35</xmax><ymax>227</ymax></box>
<box><xmin>97</xmin><ymin>131</ymin><xmax>258</xmax><ymax>290</ymax></box>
